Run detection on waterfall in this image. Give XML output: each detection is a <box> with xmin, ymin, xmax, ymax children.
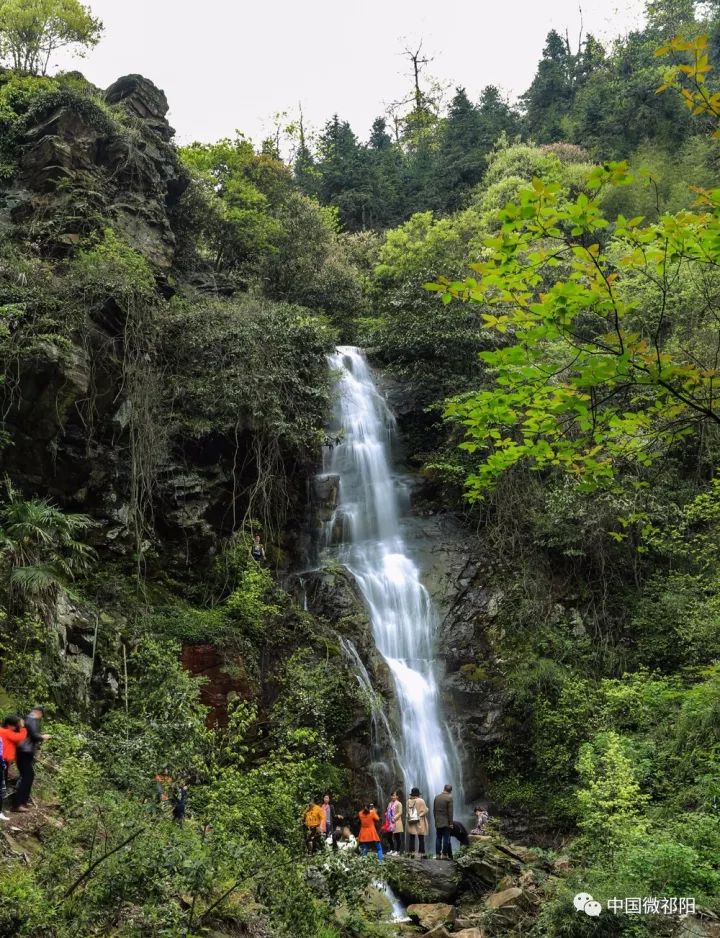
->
<box><xmin>321</xmin><ymin>345</ymin><xmax>462</xmax><ymax>812</ymax></box>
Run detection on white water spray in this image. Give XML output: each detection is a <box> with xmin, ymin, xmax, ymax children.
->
<box><xmin>322</xmin><ymin>346</ymin><xmax>461</xmax><ymax>808</ymax></box>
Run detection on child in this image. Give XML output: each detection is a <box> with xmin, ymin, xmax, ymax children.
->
<box><xmin>471</xmin><ymin>806</ymin><xmax>489</xmax><ymax>834</ymax></box>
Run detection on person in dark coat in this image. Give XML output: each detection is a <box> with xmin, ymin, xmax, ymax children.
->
<box><xmin>433</xmin><ymin>784</ymin><xmax>454</xmax><ymax>859</ymax></box>
<box><xmin>12</xmin><ymin>707</ymin><xmax>50</xmax><ymax>812</ymax></box>
<box><xmin>449</xmin><ymin>819</ymin><xmax>470</xmax><ymax>857</ymax></box>
<box><xmin>172</xmin><ymin>781</ymin><xmax>188</xmax><ymax>824</ymax></box>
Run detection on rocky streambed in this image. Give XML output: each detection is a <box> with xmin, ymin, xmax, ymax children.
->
<box><xmin>381</xmin><ymin>835</ymin><xmax>564</xmax><ymax>937</ymax></box>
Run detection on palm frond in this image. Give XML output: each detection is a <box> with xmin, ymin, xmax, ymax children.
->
<box><xmin>9</xmin><ymin>564</ymin><xmax>61</xmax><ymax>598</ymax></box>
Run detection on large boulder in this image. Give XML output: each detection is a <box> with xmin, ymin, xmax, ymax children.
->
<box><xmin>406</xmin><ymin>903</ymin><xmax>455</xmax><ymax>930</ymax></box>
<box><xmin>3</xmin><ymin>74</ymin><xmax>187</xmax><ymax>271</ymax></box>
<box><xmin>485</xmin><ymin>886</ymin><xmax>534</xmax><ymax>927</ymax></box>
<box><xmin>454</xmin><ymin>840</ymin><xmax>523</xmax><ymax>896</ymax></box>
<box><xmin>386</xmin><ymin>857</ymin><xmax>462</xmax><ymax>904</ymax></box>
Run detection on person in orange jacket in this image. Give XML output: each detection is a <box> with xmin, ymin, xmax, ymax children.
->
<box><xmin>357</xmin><ymin>802</ymin><xmax>384</xmax><ymax>860</ymax></box>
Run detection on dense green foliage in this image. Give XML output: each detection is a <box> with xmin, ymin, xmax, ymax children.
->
<box><xmin>345</xmin><ymin>5</ymin><xmax>720</xmax><ymax>935</ymax></box>
<box><xmin>3</xmin><ymin>1</ymin><xmax>720</xmax><ymax>936</ymax></box>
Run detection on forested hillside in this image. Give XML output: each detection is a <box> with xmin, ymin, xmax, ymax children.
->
<box><xmin>0</xmin><ymin>0</ymin><xmax>719</xmax><ymax>935</ymax></box>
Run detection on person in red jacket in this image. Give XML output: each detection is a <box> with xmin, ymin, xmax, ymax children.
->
<box><xmin>0</xmin><ymin>716</ymin><xmax>26</xmax><ymax>820</ymax></box>
<box><xmin>357</xmin><ymin>803</ymin><xmax>384</xmax><ymax>860</ymax></box>
<box><xmin>0</xmin><ymin>716</ymin><xmax>28</xmax><ymax>766</ymax></box>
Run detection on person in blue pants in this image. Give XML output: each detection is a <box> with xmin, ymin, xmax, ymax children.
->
<box><xmin>358</xmin><ymin>804</ymin><xmax>384</xmax><ymax>860</ymax></box>
<box><xmin>433</xmin><ymin>784</ymin><xmax>454</xmax><ymax>859</ymax></box>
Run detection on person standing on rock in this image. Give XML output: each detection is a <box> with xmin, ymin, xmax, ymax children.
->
<box><xmin>357</xmin><ymin>803</ymin><xmax>384</xmax><ymax>860</ymax></box>
<box><xmin>303</xmin><ymin>797</ymin><xmax>325</xmax><ymax>854</ymax></box>
<box><xmin>320</xmin><ymin>792</ymin><xmax>335</xmax><ymax>839</ymax></box>
<box><xmin>383</xmin><ymin>790</ymin><xmax>403</xmax><ymax>854</ymax></box>
<box><xmin>433</xmin><ymin>784</ymin><xmax>454</xmax><ymax>859</ymax></box>
<box><xmin>12</xmin><ymin>707</ymin><xmax>50</xmax><ymax>813</ymax></box>
<box><xmin>406</xmin><ymin>787</ymin><xmax>429</xmax><ymax>858</ymax></box>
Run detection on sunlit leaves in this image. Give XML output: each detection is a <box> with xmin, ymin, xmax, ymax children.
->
<box><xmin>430</xmin><ymin>107</ymin><xmax>720</xmax><ymax>500</ymax></box>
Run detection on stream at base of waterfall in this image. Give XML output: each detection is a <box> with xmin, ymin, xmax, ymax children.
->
<box><xmin>320</xmin><ymin>346</ymin><xmax>463</xmax><ymax>818</ymax></box>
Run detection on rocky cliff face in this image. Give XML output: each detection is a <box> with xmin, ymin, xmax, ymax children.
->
<box><xmin>402</xmin><ymin>508</ymin><xmax>505</xmax><ymax>803</ymax></box>
<box><xmin>4</xmin><ymin>73</ymin><xmax>187</xmax><ymax>270</ymax></box>
<box><xmin>0</xmin><ymin>74</ymin><xmax>258</xmax><ymax>572</ymax></box>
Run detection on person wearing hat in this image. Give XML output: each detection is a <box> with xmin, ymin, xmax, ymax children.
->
<box><xmin>12</xmin><ymin>707</ymin><xmax>50</xmax><ymax>813</ymax></box>
<box><xmin>406</xmin><ymin>786</ymin><xmax>429</xmax><ymax>858</ymax></box>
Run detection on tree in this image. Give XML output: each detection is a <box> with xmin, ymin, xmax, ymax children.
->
<box><xmin>576</xmin><ymin>731</ymin><xmax>649</xmax><ymax>855</ymax></box>
<box><xmin>477</xmin><ymin>85</ymin><xmax>521</xmax><ymax>150</ymax></box>
<box><xmin>521</xmin><ymin>30</ymin><xmax>577</xmax><ymax>142</ymax></box>
<box><xmin>180</xmin><ymin>136</ymin><xmax>291</xmax><ymax>273</ymax></box>
<box><xmin>314</xmin><ymin>115</ymin><xmax>371</xmax><ymax>230</ymax></box>
<box><xmin>432</xmin><ymin>88</ymin><xmax>485</xmax><ymax>212</ymax></box>
<box><xmin>430</xmin><ymin>156</ymin><xmax>720</xmax><ymax>499</ymax></box>
<box><xmin>571</xmin><ymin>30</ymin><xmax>694</xmax><ymax>158</ymax></box>
<box><xmin>0</xmin><ymin>0</ymin><xmax>102</xmax><ymax>75</ymax></box>
<box><xmin>365</xmin><ymin>117</ymin><xmax>407</xmax><ymax>228</ymax></box>
<box><xmin>645</xmin><ymin>0</ymin><xmax>698</xmax><ymax>36</ymax></box>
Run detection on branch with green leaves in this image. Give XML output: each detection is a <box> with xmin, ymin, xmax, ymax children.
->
<box><xmin>428</xmin><ymin>159</ymin><xmax>720</xmax><ymax>499</ymax></box>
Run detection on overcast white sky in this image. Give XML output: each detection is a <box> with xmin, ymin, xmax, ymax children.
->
<box><xmin>54</xmin><ymin>0</ymin><xmax>646</xmax><ymax>146</ymax></box>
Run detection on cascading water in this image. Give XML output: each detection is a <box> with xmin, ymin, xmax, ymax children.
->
<box><xmin>321</xmin><ymin>346</ymin><xmax>462</xmax><ymax>811</ymax></box>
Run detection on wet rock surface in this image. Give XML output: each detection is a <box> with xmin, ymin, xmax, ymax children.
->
<box><xmin>401</xmin><ymin>508</ymin><xmax>505</xmax><ymax>800</ymax></box>
<box><xmin>386</xmin><ymin>857</ymin><xmax>462</xmax><ymax>904</ymax></box>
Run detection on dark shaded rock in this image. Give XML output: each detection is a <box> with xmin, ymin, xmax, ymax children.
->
<box><xmin>3</xmin><ymin>74</ymin><xmax>187</xmax><ymax>270</ymax></box>
<box><xmin>386</xmin><ymin>857</ymin><xmax>462</xmax><ymax>904</ymax></box>
<box><xmin>312</xmin><ymin>473</ymin><xmax>340</xmax><ymax>522</ymax></box>
<box><xmin>400</xmin><ymin>510</ymin><xmax>505</xmax><ymax>799</ymax></box>
<box><xmin>41</xmin><ymin>589</ymin><xmax>122</xmax><ymax>713</ymax></box>
<box><xmin>105</xmin><ymin>74</ymin><xmax>173</xmax><ymax>139</ymax></box>
<box><xmin>301</xmin><ymin>563</ymin><xmax>401</xmax><ymax>800</ymax></box>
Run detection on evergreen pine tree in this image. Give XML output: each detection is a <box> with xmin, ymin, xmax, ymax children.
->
<box><xmin>432</xmin><ymin>87</ymin><xmax>485</xmax><ymax>212</ymax></box>
<box><xmin>521</xmin><ymin>29</ymin><xmax>577</xmax><ymax>142</ymax></box>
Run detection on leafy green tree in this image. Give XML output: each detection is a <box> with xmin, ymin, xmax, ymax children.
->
<box><xmin>180</xmin><ymin>137</ymin><xmax>291</xmax><ymax>273</ymax></box>
<box><xmin>576</xmin><ymin>731</ymin><xmax>649</xmax><ymax>855</ymax></box>
<box><xmin>477</xmin><ymin>84</ymin><xmax>521</xmax><ymax>149</ymax></box>
<box><xmin>431</xmin><ymin>160</ymin><xmax>720</xmax><ymax>499</ymax></box>
<box><xmin>262</xmin><ymin>190</ymin><xmax>367</xmax><ymax>325</ymax></box>
<box><xmin>431</xmin><ymin>87</ymin><xmax>486</xmax><ymax>212</ymax></box>
<box><xmin>365</xmin><ymin>116</ymin><xmax>407</xmax><ymax>227</ymax></box>
<box><xmin>571</xmin><ymin>30</ymin><xmax>694</xmax><ymax>158</ymax></box>
<box><xmin>645</xmin><ymin>0</ymin><xmax>698</xmax><ymax>36</ymax></box>
<box><xmin>314</xmin><ymin>115</ymin><xmax>371</xmax><ymax>230</ymax></box>
<box><xmin>0</xmin><ymin>0</ymin><xmax>102</xmax><ymax>75</ymax></box>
